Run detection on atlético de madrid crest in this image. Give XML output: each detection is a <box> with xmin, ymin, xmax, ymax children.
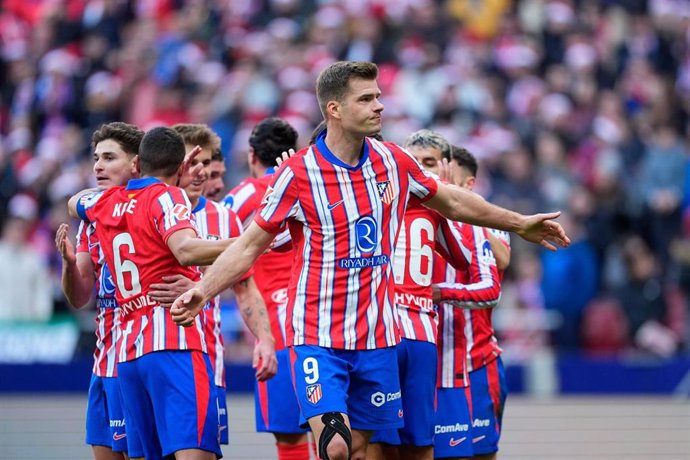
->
<box><xmin>376</xmin><ymin>181</ymin><xmax>396</xmax><ymax>205</ymax></box>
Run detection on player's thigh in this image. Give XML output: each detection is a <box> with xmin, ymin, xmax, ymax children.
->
<box><xmin>346</xmin><ymin>347</ymin><xmax>404</xmax><ymax>431</ymax></box>
<box><xmin>433</xmin><ymin>387</ymin><xmax>474</xmax><ymax>459</ymax></box>
<box><xmin>255</xmin><ymin>348</ymin><xmax>307</xmax><ymax>434</ymax></box>
<box><xmin>396</xmin><ymin>339</ymin><xmax>437</xmax><ymax>446</ymax></box>
<box><xmin>289</xmin><ymin>345</ymin><xmax>349</xmax><ymax>421</ymax></box>
<box><xmin>138</xmin><ymin>351</ymin><xmax>221</xmax><ymax>458</ymax></box>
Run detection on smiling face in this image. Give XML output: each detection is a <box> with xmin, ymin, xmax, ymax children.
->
<box><xmin>93</xmin><ymin>139</ymin><xmax>138</xmax><ymax>189</ymax></box>
<box><xmin>182</xmin><ymin>144</ymin><xmax>213</xmax><ymax>204</ymax></box>
<box><xmin>335</xmin><ymin>78</ymin><xmax>384</xmax><ymax>137</ymax></box>
<box><xmin>204</xmin><ymin>159</ymin><xmax>226</xmax><ymax>201</ymax></box>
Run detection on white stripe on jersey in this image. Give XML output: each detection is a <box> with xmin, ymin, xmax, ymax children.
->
<box><xmin>396</xmin><ymin>145</ymin><xmax>435</xmax><ymax>199</ymax></box>
<box><xmin>420</xmin><ymin>310</ymin><xmax>437</xmax><ymax>341</ymax></box>
<box><xmin>178</xmin><ymin>323</ymin><xmax>186</xmax><ymax>349</ymax></box>
<box><xmin>304</xmin><ymin>152</ymin><xmax>335</xmax><ymax>348</ymax></box>
<box><xmin>195</xmin><ymin>208</ymin><xmax>208</xmax><ymax>237</ymax></box>
<box><xmin>153</xmin><ymin>307</ymin><xmax>165</xmax><ymax>351</ymax></box>
<box><xmin>261</xmin><ymin>167</ymin><xmax>296</xmax><ymax>223</ymax></box>
<box><xmin>135</xmin><ymin>316</ymin><xmax>147</xmax><ymax>358</ymax></box>
<box><xmin>231</xmin><ymin>182</ymin><xmax>257</xmax><ymax>227</ymax></box>
<box><xmin>119</xmin><ymin>321</ymin><xmax>133</xmax><ymax>362</ymax></box>
<box><xmin>157</xmin><ymin>193</ymin><xmax>176</xmax><ymax>231</ymax></box>
<box><xmin>213</xmin><ymin>306</ymin><xmax>224</xmax><ymax>386</ymax></box>
<box><xmin>440</xmin><ymin>303</ymin><xmax>455</xmax><ymax>387</ymax></box>
<box><xmin>397</xmin><ymin>308</ymin><xmax>416</xmax><ymax>340</ymax></box>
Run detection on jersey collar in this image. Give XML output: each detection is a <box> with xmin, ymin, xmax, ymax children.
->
<box><xmin>264</xmin><ymin>167</ymin><xmax>275</xmax><ymax>176</ymax></box>
<box><xmin>192</xmin><ymin>196</ymin><xmax>207</xmax><ymax>213</ymax></box>
<box><xmin>125</xmin><ymin>177</ymin><xmax>162</xmax><ymax>190</ymax></box>
<box><xmin>315</xmin><ymin>129</ymin><xmax>369</xmax><ymax>171</ymax></box>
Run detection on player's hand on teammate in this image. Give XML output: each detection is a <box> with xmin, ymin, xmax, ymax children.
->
<box><xmin>516</xmin><ymin>212</ymin><xmax>571</xmax><ymax>251</ymax></box>
<box><xmin>177</xmin><ymin>145</ymin><xmax>204</xmax><ymax>188</ymax></box>
<box><xmin>170</xmin><ymin>287</ymin><xmax>206</xmax><ymax>327</ymax></box>
<box><xmin>149</xmin><ymin>275</ymin><xmax>196</xmax><ymax>308</ymax></box>
<box><xmin>55</xmin><ymin>223</ymin><xmax>76</xmax><ymax>265</ymax></box>
<box><xmin>252</xmin><ymin>337</ymin><xmax>278</xmax><ymax>381</ymax></box>
<box><xmin>275</xmin><ymin>148</ymin><xmax>295</xmax><ymax>167</ymax></box>
<box><xmin>437</xmin><ymin>158</ymin><xmax>451</xmax><ymax>183</ymax></box>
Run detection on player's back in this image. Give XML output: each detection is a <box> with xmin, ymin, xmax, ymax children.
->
<box><xmin>79</xmin><ymin>178</ymin><xmax>205</xmax><ymax>361</ymax></box>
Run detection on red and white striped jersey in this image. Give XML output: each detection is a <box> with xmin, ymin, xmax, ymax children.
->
<box><xmin>392</xmin><ymin>200</ymin><xmax>470</xmax><ymax>344</ymax></box>
<box><xmin>225</xmin><ymin>172</ymin><xmax>293</xmax><ymax>350</ymax></box>
<box><xmin>77</xmin><ymin>177</ymin><xmax>207</xmax><ymax>363</ymax></box>
<box><xmin>75</xmin><ymin>221</ymin><xmax>120</xmax><ymax>377</ymax></box>
<box><xmin>254</xmin><ymin>134</ymin><xmax>439</xmax><ymax>350</ymax></box>
<box><xmin>434</xmin><ymin>223</ymin><xmax>501</xmax><ymax>388</ymax></box>
<box><xmin>462</xmin><ymin>228</ymin><xmax>510</xmax><ymax>372</ymax></box>
<box><xmin>192</xmin><ymin>196</ymin><xmax>247</xmax><ymax>387</ymax></box>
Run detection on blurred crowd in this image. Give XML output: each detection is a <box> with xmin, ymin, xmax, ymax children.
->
<box><xmin>1</xmin><ymin>0</ymin><xmax>689</xmax><ymax>360</ymax></box>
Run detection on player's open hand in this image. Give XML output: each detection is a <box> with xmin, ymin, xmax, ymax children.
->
<box><xmin>516</xmin><ymin>212</ymin><xmax>571</xmax><ymax>251</ymax></box>
<box><xmin>437</xmin><ymin>158</ymin><xmax>451</xmax><ymax>183</ymax></box>
<box><xmin>177</xmin><ymin>145</ymin><xmax>204</xmax><ymax>188</ymax></box>
<box><xmin>150</xmin><ymin>275</ymin><xmax>197</xmax><ymax>308</ymax></box>
<box><xmin>275</xmin><ymin>148</ymin><xmax>295</xmax><ymax>168</ymax></box>
<box><xmin>171</xmin><ymin>287</ymin><xmax>206</xmax><ymax>327</ymax></box>
<box><xmin>55</xmin><ymin>223</ymin><xmax>76</xmax><ymax>265</ymax></box>
<box><xmin>252</xmin><ymin>337</ymin><xmax>278</xmax><ymax>381</ymax></box>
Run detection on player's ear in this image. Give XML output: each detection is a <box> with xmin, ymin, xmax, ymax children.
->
<box><xmin>132</xmin><ymin>155</ymin><xmax>140</xmax><ymax>175</ymax></box>
<box><xmin>466</xmin><ymin>176</ymin><xmax>476</xmax><ymax>189</ymax></box>
<box><xmin>326</xmin><ymin>100</ymin><xmax>341</xmax><ymax>120</ymax></box>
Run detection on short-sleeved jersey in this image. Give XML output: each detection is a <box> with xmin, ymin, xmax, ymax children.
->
<box><xmin>254</xmin><ymin>133</ymin><xmax>439</xmax><ymax>350</ymax></box>
<box><xmin>192</xmin><ymin>196</ymin><xmax>248</xmax><ymax>387</ymax></box>
<box><xmin>225</xmin><ymin>172</ymin><xmax>293</xmax><ymax>350</ymax></box>
<box><xmin>433</xmin><ymin>223</ymin><xmax>501</xmax><ymax>388</ymax></box>
<box><xmin>77</xmin><ymin>177</ymin><xmax>207</xmax><ymax>362</ymax></box>
<box><xmin>392</xmin><ymin>200</ymin><xmax>469</xmax><ymax>344</ymax></box>
<box><xmin>76</xmin><ymin>221</ymin><xmax>120</xmax><ymax>377</ymax></box>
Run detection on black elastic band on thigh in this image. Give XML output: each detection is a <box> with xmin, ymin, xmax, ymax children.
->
<box><xmin>318</xmin><ymin>412</ymin><xmax>352</xmax><ymax>460</ymax></box>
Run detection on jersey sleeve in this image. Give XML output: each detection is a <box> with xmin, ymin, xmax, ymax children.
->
<box><xmin>75</xmin><ymin>221</ymin><xmax>90</xmax><ymax>254</ymax></box>
<box><xmin>390</xmin><ymin>144</ymin><xmax>439</xmax><ymax>202</ymax></box>
<box><xmin>152</xmin><ymin>187</ymin><xmax>198</xmax><ymax>243</ymax></box>
<box><xmin>224</xmin><ymin>180</ymin><xmax>259</xmax><ymax>228</ymax></box>
<box><xmin>254</xmin><ymin>164</ymin><xmax>300</xmax><ymax>234</ymax></box>
<box><xmin>435</xmin><ymin>225</ymin><xmax>501</xmax><ymax>309</ymax></box>
<box><xmin>488</xmin><ymin>228</ymin><xmax>512</xmax><ymax>250</ymax></box>
<box><xmin>434</xmin><ymin>218</ymin><xmax>471</xmax><ymax>272</ymax></box>
<box><xmin>76</xmin><ymin>191</ymin><xmax>105</xmax><ymax>222</ymax></box>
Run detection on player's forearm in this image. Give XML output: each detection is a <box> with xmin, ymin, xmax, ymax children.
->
<box><xmin>487</xmin><ymin>231</ymin><xmax>511</xmax><ymax>271</ymax></box>
<box><xmin>444</xmin><ymin>186</ymin><xmax>525</xmax><ymax>232</ymax></box>
<box><xmin>175</xmin><ymin>237</ymin><xmax>236</xmax><ymax>266</ymax></box>
<box><xmin>61</xmin><ymin>262</ymin><xmax>93</xmax><ymax>308</ymax></box>
<box><xmin>196</xmin><ymin>237</ymin><xmax>262</xmax><ymax>303</ymax></box>
<box><xmin>233</xmin><ymin>278</ymin><xmax>274</xmax><ymax>342</ymax></box>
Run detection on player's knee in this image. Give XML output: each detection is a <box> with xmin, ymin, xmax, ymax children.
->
<box><xmin>324</xmin><ymin>437</ymin><xmax>350</xmax><ymax>460</ymax></box>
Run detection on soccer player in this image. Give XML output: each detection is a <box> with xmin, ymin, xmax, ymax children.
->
<box><xmin>224</xmin><ymin>118</ymin><xmax>311</xmax><ymax>460</ymax></box>
<box><xmin>70</xmin><ymin>127</ymin><xmax>246</xmax><ymax>460</ymax></box>
<box><xmin>171</xmin><ymin>61</ymin><xmax>569</xmax><ymax>460</ymax></box>
<box><xmin>56</xmin><ymin>122</ymin><xmax>142</xmax><ymax>460</ymax></box>
<box><xmin>369</xmin><ymin>129</ymin><xmax>498</xmax><ymax>460</ymax></box>
<box><xmin>433</xmin><ymin>146</ymin><xmax>510</xmax><ymax>460</ymax></box>
<box><xmin>149</xmin><ymin>123</ymin><xmax>276</xmax><ymax>447</ymax></box>
<box><xmin>204</xmin><ymin>147</ymin><xmax>226</xmax><ymax>201</ymax></box>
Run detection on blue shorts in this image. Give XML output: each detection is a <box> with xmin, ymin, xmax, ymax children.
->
<box><xmin>85</xmin><ymin>374</ymin><xmax>128</xmax><ymax>453</ymax></box>
<box><xmin>117</xmin><ymin>350</ymin><xmax>221</xmax><ymax>459</ymax></box>
<box><xmin>255</xmin><ymin>348</ymin><xmax>308</xmax><ymax>434</ymax></box>
<box><xmin>289</xmin><ymin>345</ymin><xmax>403</xmax><ymax>431</ymax></box>
<box><xmin>468</xmin><ymin>356</ymin><xmax>507</xmax><ymax>455</ymax></box>
<box><xmin>217</xmin><ymin>385</ymin><xmax>228</xmax><ymax>445</ymax></box>
<box><xmin>370</xmin><ymin>339</ymin><xmax>437</xmax><ymax>446</ymax></box>
<box><xmin>433</xmin><ymin>386</ymin><xmax>474</xmax><ymax>458</ymax></box>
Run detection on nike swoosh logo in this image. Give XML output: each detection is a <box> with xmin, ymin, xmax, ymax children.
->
<box><xmin>219</xmin><ymin>425</ymin><xmax>227</xmax><ymax>432</ymax></box>
<box><xmin>327</xmin><ymin>200</ymin><xmax>343</xmax><ymax>210</ymax></box>
<box><xmin>449</xmin><ymin>436</ymin><xmax>466</xmax><ymax>446</ymax></box>
<box><xmin>113</xmin><ymin>432</ymin><xmax>126</xmax><ymax>441</ymax></box>
<box><xmin>472</xmin><ymin>435</ymin><xmax>486</xmax><ymax>443</ymax></box>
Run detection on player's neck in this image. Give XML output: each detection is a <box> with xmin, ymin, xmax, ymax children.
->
<box><xmin>252</xmin><ymin>164</ymin><xmax>269</xmax><ymax>178</ymax></box>
<box><xmin>324</xmin><ymin>130</ymin><xmax>366</xmax><ymax>166</ymax></box>
<box><xmin>151</xmin><ymin>174</ymin><xmax>178</xmax><ymax>186</ymax></box>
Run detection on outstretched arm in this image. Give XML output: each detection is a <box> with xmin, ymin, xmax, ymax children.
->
<box><xmin>424</xmin><ymin>183</ymin><xmax>570</xmax><ymax>251</ymax></box>
<box><xmin>166</xmin><ymin>229</ymin><xmax>236</xmax><ymax>266</ymax></box>
<box><xmin>171</xmin><ymin>222</ymin><xmax>277</xmax><ymax>325</ymax></box>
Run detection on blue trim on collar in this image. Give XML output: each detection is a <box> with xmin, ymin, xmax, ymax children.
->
<box><xmin>192</xmin><ymin>196</ymin><xmax>207</xmax><ymax>213</ymax></box>
<box><xmin>315</xmin><ymin>129</ymin><xmax>369</xmax><ymax>171</ymax></box>
<box><xmin>265</xmin><ymin>167</ymin><xmax>276</xmax><ymax>175</ymax></box>
<box><xmin>125</xmin><ymin>177</ymin><xmax>162</xmax><ymax>190</ymax></box>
